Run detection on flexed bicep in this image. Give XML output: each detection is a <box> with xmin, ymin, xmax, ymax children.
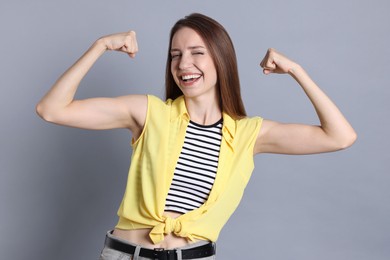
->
<box><xmin>254</xmin><ymin>119</ymin><xmax>346</xmax><ymax>155</ymax></box>
<box><xmin>254</xmin><ymin>49</ymin><xmax>356</xmax><ymax>155</ymax></box>
<box><xmin>50</xmin><ymin>95</ymin><xmax>147</xmax><ymax>132</ymax></box>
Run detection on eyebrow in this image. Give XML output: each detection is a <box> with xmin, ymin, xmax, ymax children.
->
<box><xmin>170</xmin><ymin>46</ymin><xmax>206</xmax><ymax>52</ymax></box>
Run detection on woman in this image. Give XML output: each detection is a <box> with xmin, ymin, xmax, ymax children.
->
<box><xmin>36</xmin><ymin>13</ymin><xmax>356</xmax><ymax>260</ymax></box>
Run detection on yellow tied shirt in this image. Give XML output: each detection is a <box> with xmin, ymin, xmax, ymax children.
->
<box><xmin>116</xmin><ymin>95</ymin><xmax>262</xmax><ymax>244</ymax></box>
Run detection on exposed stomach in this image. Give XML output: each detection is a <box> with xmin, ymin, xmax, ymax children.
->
<box><xmin>112</xmin><ymin>211</ymin><xmax>195</xmax><ymax>249</ymax></box>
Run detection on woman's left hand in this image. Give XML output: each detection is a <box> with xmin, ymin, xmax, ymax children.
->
<box><xmin>260</xmin><ymin>48</ymin><xmax>298</xmax><ymax>75</ymax></box>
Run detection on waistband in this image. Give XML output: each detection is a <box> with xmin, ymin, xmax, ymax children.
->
<box><xmin>104</xmin><ymin>231</ymin><xmax>216</xmax><ymax>260</ymax></box>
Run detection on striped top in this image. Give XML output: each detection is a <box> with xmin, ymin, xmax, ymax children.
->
<box><xmin>164</xmin><ymin>119</ymin><xmax>223</xmax><ymax>214</ymax></box>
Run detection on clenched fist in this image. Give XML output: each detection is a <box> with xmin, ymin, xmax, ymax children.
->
<box><xmin>99</xmin><ymin>31</ymin><xmax>138</xmax><ymax>58</ymax></box>
<box><xmin>260</xmin><ymin>48</ymin><xmax>298</xmax><ymax>75</ymax></box>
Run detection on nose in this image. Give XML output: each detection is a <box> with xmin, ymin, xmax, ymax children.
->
<box><xmin>178</xmin><ymin>53</ymin><xmax>192</xmax><ymax>70</ymax></box>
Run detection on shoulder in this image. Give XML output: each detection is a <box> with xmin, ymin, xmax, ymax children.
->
<box><xmin>223</xmin><ymin>114</ymin><xmax>263</xmax><ymax>142</ymax></box>
<box><xmin>144</xmin><ymin>95</ymin><xmax>185</xmax><ymax>124</ymax></box>
<box><xmin>236</xmin><ymin>116</ymin><xmax>263</xmax><ymax>131</ymax></box>
<box><xmin>146</xmin><ymin>95</ymin><xmax>177</xmax><ymax>109</ymax></box>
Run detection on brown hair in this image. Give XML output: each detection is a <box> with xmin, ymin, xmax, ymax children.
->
<box><xmin>165</xmin><ymin>13</ymin><xmax>247</xmax><ymax>119</ymax></box>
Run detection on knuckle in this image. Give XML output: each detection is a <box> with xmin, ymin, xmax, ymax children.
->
<box><xmin>125</xmin><ymin>31</ymin><xmax>136</xmax><ymax>41</ymax></box>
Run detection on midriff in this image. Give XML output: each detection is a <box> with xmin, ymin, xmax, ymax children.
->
<box><xmin>112</xmin><ymin>211</ymin><xmax>195</xmax><ymax>249</ymax></box>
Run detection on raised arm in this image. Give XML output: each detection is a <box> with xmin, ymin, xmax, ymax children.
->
<box><xmin>254</xmin><ymin>48</ymin><xmax>357</xmax><ymax>155</ymax></box>
<box><xmin>36</xmin><ymin>31</ymin><xmax>147</xmax><ymax>138</ymax></box>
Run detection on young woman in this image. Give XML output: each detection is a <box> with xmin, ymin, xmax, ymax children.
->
<box><xmin>36</xmin><ymin>13</ymin><xmax>356</xmax><ymax>260</ymax></box>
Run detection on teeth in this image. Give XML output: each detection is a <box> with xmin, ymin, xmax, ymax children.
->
<box><xmin>181</xmin><ymin>74</ymin><xmax>201</xmax><ymax>81</ymax></box>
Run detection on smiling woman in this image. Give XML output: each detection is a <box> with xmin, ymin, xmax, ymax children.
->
<box><xmin>165</xmin><ymin>14</ymin><xmax>247</xmax><ymax>122</ymax></box>
<box><xmin>36</xmin><ymin>13</ymin><xmax>356</xmax><ymax>260</ymax></box>
<box><xmin>169</xmin><ymin>27</ymin><xmax>219</xmax><ymax>118</ymax></box>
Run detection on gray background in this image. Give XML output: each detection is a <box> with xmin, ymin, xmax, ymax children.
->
<box><xmin>1</xmin><ymin>0</ymin><xmax>389</xmax><ymax>259</ymax></box>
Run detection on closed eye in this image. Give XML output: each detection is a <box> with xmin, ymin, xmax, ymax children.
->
<box><xmin>171</xmin><ymin>53</ymin><xmax>181</xmax><ymax>60</ymax></box>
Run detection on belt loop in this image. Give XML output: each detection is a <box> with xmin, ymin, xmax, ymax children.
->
<box><xmin>176</xmin><ymin>248</ymin><xmax>182</xmax><ymax>260</ymax></box>
<box><xmin>133</xmin><ymin>245</ymin><xmax>141</xmax><ymax>260</ymax></box>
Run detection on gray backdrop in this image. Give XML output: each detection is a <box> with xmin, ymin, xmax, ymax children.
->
<box><xmin>1</xmin><ymin>0</ymin><xmax>389</xmax><ymax>259</ymax></box>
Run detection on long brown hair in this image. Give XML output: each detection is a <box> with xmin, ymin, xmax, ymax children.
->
<box><xmin>165</xmin><ymin>13</ymin><xmax>247</xmax><ymax>119</ymax></box>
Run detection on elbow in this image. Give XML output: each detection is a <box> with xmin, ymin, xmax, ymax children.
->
<box><xmin>336</xmin><ymin>131</ymin><xmax>358</xmax><ymax>150</ymax></box>
<box><xmin>36</xmin><ymin>102</ymin><xmax>48</xmax><ymax>121</ymax></box>
<box><xmin>35</xmin><ymin>102</ymin><xmax>44</xmax><ymax>118</ymax></box>
<box><xmin>35</xmin><ymin>102</ymin><xmax>57</xmax><ymax>123</ymax></box>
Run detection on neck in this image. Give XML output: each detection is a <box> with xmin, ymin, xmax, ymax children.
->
<box><xmin>184</xmin><ymin>96</ymin><xmax>222</xmax><ymax>125</ymax></box>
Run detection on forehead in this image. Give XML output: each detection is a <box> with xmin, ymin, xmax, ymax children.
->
<box><xmin>171</xmin><ymin>27</ymin><xmax>206</xmax><ymax>49</ymax></box>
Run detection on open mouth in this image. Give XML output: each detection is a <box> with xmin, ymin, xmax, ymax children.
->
<box><xmin>180</xmin><ymin>74</ymin><xmax>202</xmax><ymax>83</ymax></box>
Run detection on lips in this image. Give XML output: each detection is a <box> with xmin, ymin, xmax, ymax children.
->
<box><xmin>179</xmin><ymin>73</ymin><xmax>202</xmax><ymax>86</ymax></box>
<box><xmin>181</xmin><ymin>74</ymin><xmax>201</xmax><ymax>81</ymax></box>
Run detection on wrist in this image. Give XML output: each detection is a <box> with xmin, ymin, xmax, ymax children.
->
<box><xmin>93</xmin><ymin>38</ymin><xmax>109</xmax><ymax>53</ymax></box>
<box><xmin>288</xmin><ymin>63</ymin><xmax>307</xmax><ymax>78</ymax></box>
<box><xmin>288</xmin><ymin>62</ymin><xmax>302</xmax><ymax>74</ymax></box>
<box><xmin>288</xmin><ymin>63</ymin><xmax>313</xmax><ymax>86</ymax></box>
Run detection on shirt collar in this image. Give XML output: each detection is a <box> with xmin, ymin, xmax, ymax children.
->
<box><xmin>170</xmin><ymin>95</ymin><xmax>190</xmax><ymax>122</ymax></box>
<box><xmin>222</xmin><ymin>112</ymin><xmax>236</xmax><ymax>140</ymax></box>
<box><xmin>170</xmin><ymin>95</ymin><xmax>236</xmax><ymax>139</ymax></box>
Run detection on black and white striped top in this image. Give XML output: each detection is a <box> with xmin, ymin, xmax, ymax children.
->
<box><xmin>164</xmin><ymin>119</ymin><xmax>223</xmax><ymax>214</ymax></box>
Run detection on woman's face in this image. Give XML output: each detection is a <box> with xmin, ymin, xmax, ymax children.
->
<box><xmin>170</xmin><ymin>27</ymin><xmax>218</xmax><ymax>100</ymax></box>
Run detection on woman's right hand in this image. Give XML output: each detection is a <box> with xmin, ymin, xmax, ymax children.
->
<box><xmin>99</xmin><ymin>31</ymin><xmax>138</xmax><ymax>58</ymax></box>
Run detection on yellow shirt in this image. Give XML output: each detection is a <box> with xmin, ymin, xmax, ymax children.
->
<box><xmin>116</xmin><ymin>95</ymin><xmax>262</xmax><ymax>244</ymax></box>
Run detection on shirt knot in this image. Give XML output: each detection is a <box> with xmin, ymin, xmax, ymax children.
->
<box><xmin>149</xmin><ymin>216</ymin><xmax>193</xmax><ymax>244</ymax></box>
<box><xmin>164</xmin><ymin>216</ymin><xmax>181</xmax><ymax>234</ymax></box>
